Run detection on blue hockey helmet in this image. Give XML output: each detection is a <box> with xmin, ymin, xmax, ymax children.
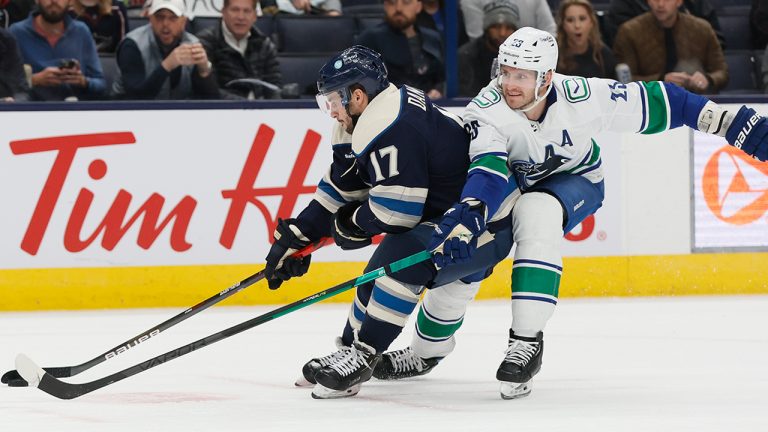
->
<box><xmin>316</xmin><ymin>45</ymin><xmax>389</xmax><ymax>115</ymax></box>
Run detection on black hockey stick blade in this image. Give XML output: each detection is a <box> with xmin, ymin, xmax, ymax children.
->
<box><xmin>17</xmin><ymin>250</ymin><xmax>431</xmax><ymax>400</ymax></box>
<box><xmin>2</xmin><ymin>238</ymin><xmax>330</xmax><ymax>387</ymax></box>
<box><xmin>2</xmin><ymin>366</ymin><xmax>72</xmax><ymax>387</ymax></box>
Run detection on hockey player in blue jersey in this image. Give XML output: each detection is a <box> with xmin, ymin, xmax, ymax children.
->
<box><xmin>379</xmin><ymin>27</ymin><xmax>768</xmax><ymax>399</ymax></box>
<box><xmin>263</xmin><ymin>46</ymin><xmax>515</xmax><ymax>399</ymax></box>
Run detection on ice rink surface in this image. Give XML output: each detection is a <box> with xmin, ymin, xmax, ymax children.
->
<box><xmin>1</xmin><ymin>295</ymin><xmax>767</xmax><ymax>432</ymax></box>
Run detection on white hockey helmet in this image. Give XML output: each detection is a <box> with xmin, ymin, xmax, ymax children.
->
<box><xmin>495</xmin><ymin>27</ymin><xmax>558</xmax><ymax>111</ymax></box>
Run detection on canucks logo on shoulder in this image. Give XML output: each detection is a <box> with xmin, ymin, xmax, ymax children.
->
<box><xmin>471</xmin><ymin>88</ymin><xmax>503</xmax><ymax>108</ymax></box>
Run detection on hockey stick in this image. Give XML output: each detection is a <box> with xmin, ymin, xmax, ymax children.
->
<box><xmin>15</xmin><ymin>249</ymin><xmax>431</xmax><ymax>400</ymax></box>
<box><xmin>2</xmin><ymin>238</ymin><xmax>331</xmax><ymax>387</ymax></box>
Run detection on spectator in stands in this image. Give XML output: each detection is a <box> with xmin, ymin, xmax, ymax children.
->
<box><xmin>0</xmin><ymin>0</ymin><xmax>35</xmax><ymax>27</ymax></box>
<box><xmin>260</xmin><ymin>0</ymin><xmax>341</xmax><ymax>15</ymax></box>
<box><xmin>0</xmin><ymin>26</ymin><xmax>28</xmax><ymax>100</ymax></box>
<box><xmin>69</xmin><ymin>0</ymin><xmax>129</xmax><ymax>53</ymax></box>
<box><xmin>461</xmin><ymin>0</ymin><xmax>555</xmax><ymax>39</ymax></box>
<box><xmin>556</xmin><ymin>0</ymin><xmax>617</xmax><ymax>79</ymax></box>
<box><xmin>358</xmin><ymin>0</ymin><xmax>444</xmax><ymax>98</ymax></box>
<box><xmin>762</xmin><ymin>44</ymin><xmax>768</xmax><ymax>91</ymax></box>
<box><xmin>751</xmin><ymin>0</ymin><xmax>768</xmax><ymax>49</ymax></box>
<box><xmin>417</xmin><ymin>0</ymin><xmax>469</xmax><ymax>48</ymax></box>
<box><xmin>458</xmin><ymin>0</ymin><xmax>517</xmax><ymax>96</ymax></box>
<box><xmin>112</xmin><ymin>0</ymin><xmax>219</xmax><ymax>99</ymax></box>
<box><xmin>10</xmin><ymin>0</ymin><xmax>105</xmax><ymax>100</ymax></box>
<box><xmin>605</xmin><ymin>0</ymin><xmax>724</xmax><ymax>48</ymax></box>
<box><xmin>613</xmin><ymin>0</ymin><xmax>728</xmax><ymax>94</ymax></box>
<box><xmin>197</xmin><ymin>0</ymin><xmax>281</xmax><ymax>99</ymax></box>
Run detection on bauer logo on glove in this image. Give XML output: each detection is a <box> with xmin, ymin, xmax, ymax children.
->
<box><xmin>733</xmin><ymin>112</ymin><xmax>762</xmax><ymax>148</ymax></box>
<box><xmin>725</xmin><ymin>106</ymin><xmax>768</xmax><ymax>162</ymax></box>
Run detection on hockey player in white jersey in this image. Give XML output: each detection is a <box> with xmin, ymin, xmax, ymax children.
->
<box><xmin>376</xmin><ymin>27</ymin><xmax>768</xmax><ymax>399</ymax></box>
<box><xmin>264</xmin><ymin>46</ymin><xmax>515</xmax><ymax>399</ymax></box>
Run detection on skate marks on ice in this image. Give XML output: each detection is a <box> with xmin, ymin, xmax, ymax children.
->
<box><xmin>0</xmin><ymin>297</ymin><xmax>767</xmax><ymax>431</ymax></box>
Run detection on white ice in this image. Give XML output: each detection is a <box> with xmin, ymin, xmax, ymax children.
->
<box><xmin>1</xmin><ymin>296</ymin><xmax>767</xmax><ymax>432</ymax></box>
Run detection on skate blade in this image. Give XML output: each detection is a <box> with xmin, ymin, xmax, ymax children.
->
<box><xmin>499</xmin><ymin>380</ymin><xmax>532</xmax><ymax>400</ymax></box>
<box><xmin>311</xmin><ymin>383</ymin><xmax>361</xmax><ymax>399</ymax></box>
<box><xmin>295</xmin><ymin>375</ymin><xmax>314</xmax><ymax>387</ymax></box>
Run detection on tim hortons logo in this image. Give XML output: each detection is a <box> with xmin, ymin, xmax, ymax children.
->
<box><xmin>702</xmin><ymin>145</ymin><xmax>768</xmax><ymax>225</ymax></box>
<box><xmin>9</xmin><ymin>124</ymin><xmax>320</xmax><ymax>255</ymax></box>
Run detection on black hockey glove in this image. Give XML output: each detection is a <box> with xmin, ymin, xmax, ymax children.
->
<box><xmin>264</xmin><ymin>218</ymin><xmax>312</xmax><ymax>290</ymax></box>
<box><xmin>725</xmin><ymin>106</ymin><xmax>768</xmax><ymax>162</ymax></box>
<box><xmin>332</xmin><ymin>201</ymin><xmax>373</xmax><ymax>250</ymax></box>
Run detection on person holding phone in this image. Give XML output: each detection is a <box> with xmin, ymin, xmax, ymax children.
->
<box><xmin>9</xmin><ymin>0</ymin><xmax>106</xmax><ymax>100</ymax></box>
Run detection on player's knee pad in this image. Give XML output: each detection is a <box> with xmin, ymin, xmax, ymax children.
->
<box><xmin>513</xmin><ymin>192</ymin><xmax>564</xmax><ymax>242</ymax></box>
<box><xmin>512</xmin><ymin>192</ymin><xmax>564</xmax><ymax>263</ymax></box>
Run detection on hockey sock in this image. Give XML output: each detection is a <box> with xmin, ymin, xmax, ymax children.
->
<box><xmin>510</xmin><ymin>192</ymin><xmax>562</xmax><ymax>337</ymax></box>
<box><xmin>411</xmin><ymin>280</ymin><xmax>480</xmax><ymax>359</ymax></box>
<box><xmin>341</xmin><ymin>280</ymin><xmax>374</xmax><ymax>346</ymax></box>
<box><xmin>350</xmin><ymin>275</ymin><xmax>422</xmax><ymax>352</ymax></box>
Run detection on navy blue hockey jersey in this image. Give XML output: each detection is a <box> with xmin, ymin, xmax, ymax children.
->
<box><xmin>296</xmin><ymin>84</ymin><xmax>471</xmax><ymax>240</ymax></box>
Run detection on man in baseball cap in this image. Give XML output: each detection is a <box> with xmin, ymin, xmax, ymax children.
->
<box><xmin>113</xmin><ymin>0</ymin><xmax>220</xmax><ymax>99</ymax></box>
<box><xmin>148</xmin><ymin>0</ymin><xmax>186</xmax><ymax>16</ymax></box>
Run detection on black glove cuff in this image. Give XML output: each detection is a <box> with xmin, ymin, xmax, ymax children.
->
<box><xmin>274</xmin><ymin>218</ymin><xmax>311</xmax><ymax>250</ymax></box>
<box><xmin>335</xmin><ymin>201</ymin><xmax>369</xmax><ymax>238</ymax></box>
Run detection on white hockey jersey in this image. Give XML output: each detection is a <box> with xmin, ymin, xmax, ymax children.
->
<box><xmin>461</xmin><ymin>73</ymin><xmax>681</xmax><ymax>216</ymax></box>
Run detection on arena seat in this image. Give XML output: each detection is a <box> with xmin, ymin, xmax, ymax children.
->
<box><xmin>355</xmin><ymin>14</ymin><xmax>384</xmax><ymax>37</ymax></box>
<box><xmin>190</xmin><ymin>16</ymin><xmax>219</xmax><ymax>35</ymax></box>
<box><xmin>255</xmin><ymin>14</ymin><xmax>275</xmax><ymax>37</ymax></box>
<box><xmin>275</xmin><ymin>16</ymin><xmax>355</xmax><ymax>53</ymax></box>
<box><xmin>719</xmin><ymin>13</ymin><xmax>752</xmax><ymax>50</ymax></box>
<box><xmin>99</xmin><ymin>54</ymin><xmax>119</xmax><ymax>97</ymax></box>
<box><xmin>721</xmin><ymin>50</ymin><xmax>758</xmax><ymax>93</ymax></box>
<box><xmin>277</xmin><ymin>53</ymin><xmax>333</xmax><ymax>97</ymax></box>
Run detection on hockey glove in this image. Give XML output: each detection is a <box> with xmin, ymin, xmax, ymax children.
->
<box><xmin>333</xmin><ymin>201</ymin><xmax>373</xmax><ymax>250</ymax></box>
<box><xmin>725</xmin><ymin>106</ymin><xmax>768</xmax><ymax>162</ymax></box>
<box><xmin>428</xmin><ymin>201</ymin><xmax>486</xmax><ymax>269</ymax></box>
<box><xmin>264</xmin><ymin>218</ymin><xmax>312</xmax><ymax>290</ymax></box>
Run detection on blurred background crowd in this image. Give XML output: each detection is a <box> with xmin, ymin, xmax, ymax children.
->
<box><xmin>0</xmin><ymin>0</ymin><xmax>765</xmax><ymax>102</ymax></box>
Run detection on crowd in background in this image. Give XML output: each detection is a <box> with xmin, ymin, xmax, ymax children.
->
<box><xmin>0</xmin><ymin>0</ymin><xmax>767</xmax><ymax>101</ymax></box>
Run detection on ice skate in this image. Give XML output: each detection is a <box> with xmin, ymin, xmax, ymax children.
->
<box><xmin>496</xmin><ymin>330</ymin><xmax>543</xmax><ymax>400</ymax></box>
<box><xmin>311</xmin><ymin>338</ymin><xmax>380</xmax><ymax>399</ymax></box>
<box><xmin>372</xmin><ymin>346</ymin><xmax>441</xmax><ymax>380</ymax></box>
<box><xmin>295</xmin><ymin>337</ymin><xmax>350</xmax><ymax>387</ymax></box>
